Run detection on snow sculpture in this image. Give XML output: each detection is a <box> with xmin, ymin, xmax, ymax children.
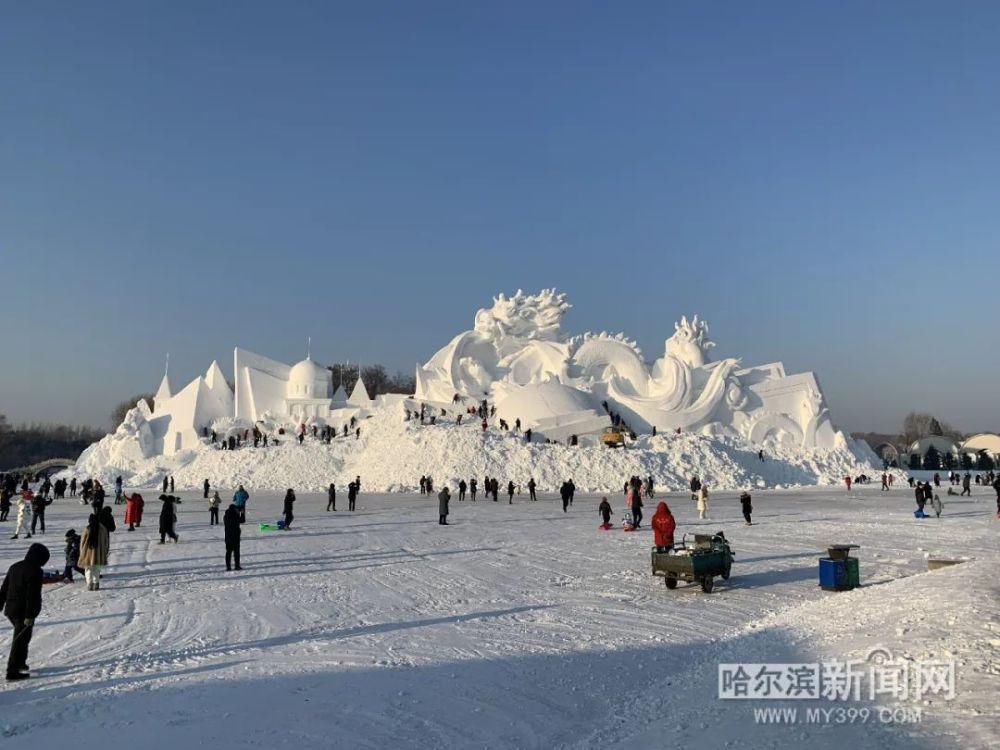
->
<box><xmin>415</xmin><ymin>290</ymin><xmax>848</xmax><ymax>449</ymax></box>
<box><xmin>148</xmin><ymin>360</ymin><xmax>235</xmax><ymax>455</ymax></box>
<box><xmin>232</xmin><ymin>347</ymin><xmax>372</xmax><ymax>427</ymax></box>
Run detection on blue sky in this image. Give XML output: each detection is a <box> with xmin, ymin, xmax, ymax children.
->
<box><xmin>2</xmin><ymin>2</ymin><xmax>998</xmax><ymax>433</ymax></box>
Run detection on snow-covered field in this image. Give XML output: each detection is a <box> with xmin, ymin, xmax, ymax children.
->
<box><xmin>0</xmin><ymin>485</ymin><xmax>996</xmax><ymax>749</ymax></box>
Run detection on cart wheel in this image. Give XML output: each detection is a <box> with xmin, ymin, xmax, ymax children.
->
<box><xmin>700</xmin><ymin>576</ymin><xmax>714</xmax><ymax>593</ymax></box>
<box><xmin>721</xmin><ymin>564</ymin><xmax>731</xmax><ymax>581</ymax></box>
<box><xmin>665</xmin><ymin>574</ymin><xmax>677</xmax><ymax>589</ymax></box>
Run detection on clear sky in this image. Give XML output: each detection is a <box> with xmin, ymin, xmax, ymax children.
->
<box><xmin>2</xmin><ymin>2</ymin><xmax>998</xmax><ymax>433</ymax></box>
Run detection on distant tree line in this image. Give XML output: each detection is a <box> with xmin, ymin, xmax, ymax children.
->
<box><xmin>853</xmin><ymin>411</ymin><xmax>997</xmax><ymax>472</ymax></box>
<box><xmin>0</xmin><ymin>414</ymin><xmax>104</xmax><ymax>470</ymax></box>
<box><xmin>852</xmin><ymin>411</ymin><xmax>968</xmax><ymax>453</ymax></box>
<box><xmin>327</xmin><ymin>363</ymin><xmax>416</xmax><ymax>398</ymax></box>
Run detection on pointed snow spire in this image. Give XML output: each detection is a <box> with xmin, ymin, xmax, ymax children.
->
<box><xmin>154</xmin><ymin>354</ymin><xmax>173</xmax><ymax>411</ymax></box>
<box><xmin>332</xmin><ymin>383</ymin><xmax>348</xmax><ymax>406</ymax></box>
<box><xmin>204</xmin><ymin>360</ymin><xmax>228</xmax><ymax>392</ymax></box>
<box><xmin>348</xmin><ymin>370</ymin><xmax>371</xmax><ymax>406</ymax></box>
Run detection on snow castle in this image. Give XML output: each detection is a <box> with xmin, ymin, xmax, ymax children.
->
<box><xmin>131</xmin><ymin>349</ymin><xmax>373</xmax><ymax>458</ymax></box>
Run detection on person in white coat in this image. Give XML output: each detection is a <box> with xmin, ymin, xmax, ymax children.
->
<box><xmin>10</xmin><ymin>491</ymin><xmax>33</xmax><ymax>540</ymax></box>
<box><xmin>696</xmin><ymin>486</ymin><xmax>709</xmax><ymax>520</ymax></box>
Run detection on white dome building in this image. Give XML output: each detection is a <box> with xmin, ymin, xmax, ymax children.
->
<box><xmin>285</xmin><ymin>357</ymin><xmax>332</xmax><ymax>421</ymax></box>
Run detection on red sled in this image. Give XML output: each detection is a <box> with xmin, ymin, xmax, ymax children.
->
<box><xmin>622</xmin><ymin>525</ymin><xmax>637</xmax><ymax>532</ymax></box>
<box><xmin>598</xmin><ymin>523</ymin><xmax>614</xmax><ymax>530</ymax></box>
<box><xmin>42</xmin><ymin>570</ymin><xmax>65</xmax><ymax>585</ymax></box>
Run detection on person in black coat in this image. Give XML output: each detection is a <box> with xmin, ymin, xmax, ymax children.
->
<box><xmin>327</xmin><ymin>483</ymin><xmax>336</xmax><ymax>511</ymax></box>
<box><xmin>598</xmin><ymin>497</ymin><xmax>612</xmax><ymax>526</ymax></box>
<box><xmin>223</xmin><ymin>504</ymin><xmax>242</xmax><ymax>571</ymax></box>
<box><xmin>0</xmin><ymin>542</ymin><xmax>50</xmax><ymax>681</ymax></box>
<box><xmin>740</xmin><ymin>491</ymin><xmax>753</xmax><ymax>525</ymax></box>
<box><xmin>348</xmin><ymin>482</ymin><xmax>357</xmax><ymax>511</ymax></box>
<box><xmin>914</xmin><ymin>482</ymin><xmax>927</xmax><ymax>513</ymax></box>
<box><xmin>438</xmin><ymin>487</ymin><xmax>450</xmax><ymax>525</ymax></box>
<box><xmin>630</xmin><ymin>490</ymin><xmax>643</xmax><ymax>529</ymax></box>
<box><xmin>63</xmin><ymin>530</ymin><xmax>82</xmax><ymax>581</ymax></box>
<box><xmin>159</xmin><ymin>494</ymin><xmax>180</xmax><ymax>543</ymax></box>
<box><xmin>99</xmin><ymin>506</ymin><xmax>116</xmax><ymax>533</ymax></box>
<box><xmin>960</xmin><ymin>473</ymin><xmax>972</xmax><ymax>497</ymax></box>
<box><xmin>30</xmin><ymin>493</ymin><xmax>52</xmax><ymax>535</ymax></box>
<box><xmin>282</xmin><ymin>489</ymin><xmax>296</xmax><ymax>530</ymax></box>
<box><xmin>92</xmin><ymin>484</ymin><xmax>106</xmax><ymax>512</ymax></box>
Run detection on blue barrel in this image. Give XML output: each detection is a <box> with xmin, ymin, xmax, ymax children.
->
<box><xmin>818</xmin><ymin>558</ymin><xmax>847</xmax><ymax>588</ymax></box>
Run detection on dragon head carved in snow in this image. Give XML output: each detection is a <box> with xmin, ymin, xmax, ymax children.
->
<box><xmin>665</xmin><ymin>315</ymin><xmax>715</xmax><ymax>368</ymax></box>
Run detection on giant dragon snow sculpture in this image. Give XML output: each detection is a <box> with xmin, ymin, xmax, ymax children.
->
<box><xmin>415</xmin><ymin>289</ymin><xmax>847</xmax><ymax>450</ymax></box>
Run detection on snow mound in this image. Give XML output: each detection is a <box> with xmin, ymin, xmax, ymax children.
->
<box><xmin>67</xmin><ymin>400</ymin><xmax>884</xmax><ymax>492</ymax></box>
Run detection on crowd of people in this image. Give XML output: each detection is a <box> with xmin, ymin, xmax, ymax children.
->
<box><xmin>204</xmin><ymin>416</ymin><xmax>365</xmax><ymax>452</ymax></box>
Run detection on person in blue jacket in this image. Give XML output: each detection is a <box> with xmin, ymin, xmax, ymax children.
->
<box><xmin>233</xmin><ymin>485</ymin><xmax>249</xmax><ymax>523</ymax></box>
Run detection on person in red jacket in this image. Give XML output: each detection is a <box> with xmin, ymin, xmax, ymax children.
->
<box><xmin>124</xmin><ymin>493</ymin><xmax>144</xmax><ymax>531</ymax></box>
<box><xmin>651</xmin><ymin>501</ymin><xmax>676</xmax><ymax>552</ymax></box>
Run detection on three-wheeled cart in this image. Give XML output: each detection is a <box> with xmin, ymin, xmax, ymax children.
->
<box><xmin>651</xmin><ymin>533</ymin><xmax>734</xmax><ymax>593</ymax></box>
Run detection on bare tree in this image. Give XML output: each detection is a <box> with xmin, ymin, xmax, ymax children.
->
<box><xmin>110</xmin><ymin>394</ymin><xmax>155</xmax><ymax>431</ymax></box>
<box><xmin>327</xmin><ymin>363</ymin><xmax>415</xmax><ymax>397</ymax></box>
<box><xmin>901</xmin><ymin>412</ymin><xmax>963</xmax><ymax>445</ymax></box>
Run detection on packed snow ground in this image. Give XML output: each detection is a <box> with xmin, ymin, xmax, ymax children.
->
<box><xmin>72</xmin><ymin>404</ymin><xmax>882</xmax><ymax>493</ymax></box>
<box><xmin>0</xmin><ymin>485</ymin><xmax>996</xmax><ymax>749</ymax></box>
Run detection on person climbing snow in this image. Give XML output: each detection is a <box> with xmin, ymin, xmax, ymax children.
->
<box><xmin>651</xmin><ymin>501</ymin><xmax>676</xmax><ymax>552</ymax></box>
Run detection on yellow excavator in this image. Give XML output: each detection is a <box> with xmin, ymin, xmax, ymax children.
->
<box><xmin>601</xmin><ymin>426</ymin><xmax>626</xmax><ymax>448</ymax></box>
